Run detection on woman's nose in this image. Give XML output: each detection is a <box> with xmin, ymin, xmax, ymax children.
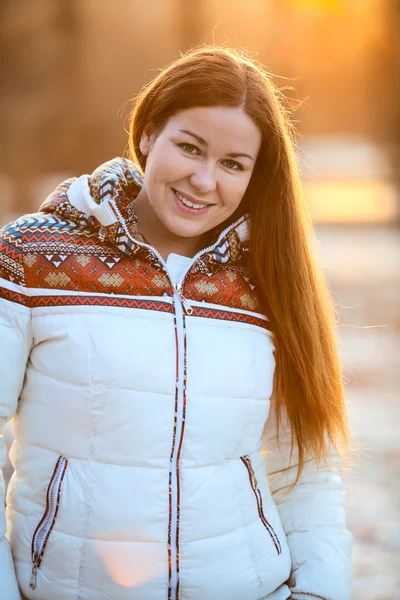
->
<box><xmin>189</xmin><ymin>162</ymin><xmax>217</xmax><ymax>194</ymax></box>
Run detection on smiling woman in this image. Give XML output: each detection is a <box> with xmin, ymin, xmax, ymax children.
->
<box><xmin>0</xmin><ymin>46</ymin><xmax>352</xmax><ymax>600</ymax></box>
<box><xmin>134</xmin><ymin>106</ymin><xmax>262</xmax><ymax>257</ymax></box>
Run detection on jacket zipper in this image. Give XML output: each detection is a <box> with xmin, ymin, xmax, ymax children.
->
<box><xmin>167</xmin><ymin>283</ymin><xmax>187</xmax><ymax>598</ymax></box>
<box><xmin>111</xmin><ymin>201</ymin><xmax>248</xmax><ymax>598</ymax></box>
<box><xmin>240</xmin><ymin>455</ymin><xmax>281</xmax><ymax>555</ymax></box>
<box><xmin>30</xmin><ymin>456</ymin><xmax>69</xmax><ymax>590</ymax></box>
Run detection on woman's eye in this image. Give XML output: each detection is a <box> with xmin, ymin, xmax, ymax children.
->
<box><xmin>179</xmin><ymin>143</ymin><xmax>199</xmax><ymax>155</ymax></box>
<box><xmin>223</xmin><ymin>160</ymin><xmax>242</xmax><ymax>171</ymax></box>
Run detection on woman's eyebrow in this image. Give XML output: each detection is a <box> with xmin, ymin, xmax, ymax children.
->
<box><xmin>227</xmin><ymin>152</ymin><xmax>254</xmax><ymax>161</ymax></box>
<box><xmin>179</xmin><ymin>129</ymin><xmax>208</xmax><ymax>147</ymax></box>
<box><xmin>178</xmin><ymin>129</ymin><xmax>254</xmax><ymax>161</ymax></box>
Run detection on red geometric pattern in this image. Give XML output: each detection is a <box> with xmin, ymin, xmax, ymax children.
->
<box><xmin>0</xmin><ymin>285</ymin><xmax>29</xmax><ymax>307</ymax></box>
<box><xmin>2</xmin><ymin>214</ymin><xmax>258</xmax><ymax>313</ymax></box>
<box><xmin>189</xmin><ymin>306</ymin><xmax>270</xmax><ymax>330</ymax></box>
<box><xmin>28</xmin><ymin>296</ymin><xmax>174</xmax><ymax>311</ymax></box>
<box><xmin>0</xmin><ymin>282</ymin><xmax>268</xmax><ymax>329</ymax></box>
<box><xmin>183</xmin><ymin>269</ymin><xmax>261</xmax><ymax>313</ymax></box>
<box><xmin>1</xmin><ymin>158</ymin><xmax>266</xmax><ymax>324</ymax></box>
<box><xmin>0</xmin><ymin>284</ymin><xmax>173</xmax><ymax>312</ymax></box>
<box><xmin>2</xmin><ymin>220</ymin><xmax>261</xmax><ymax>314</ymax></box>
<box><xmin>23</xmin><ymin>250</ymin><xmax>171</xmax><ymax>297</ymax></box>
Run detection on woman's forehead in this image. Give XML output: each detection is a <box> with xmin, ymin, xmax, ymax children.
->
<box><xmin>166</xmin><ymin>106</ymin><xmax>262</xmax><ymax>154</ymax></box>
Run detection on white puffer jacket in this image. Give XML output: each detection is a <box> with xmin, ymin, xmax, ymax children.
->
<box><xmin>0</xmin><ymin>158</ymin><xmax>352</xmax><ymax>600</ymax></box>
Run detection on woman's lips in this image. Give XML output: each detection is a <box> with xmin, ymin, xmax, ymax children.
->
<box><xmin>172</xmin><ymin>189</ymin><xmax>212</xmax><ymax>215</ymax></box>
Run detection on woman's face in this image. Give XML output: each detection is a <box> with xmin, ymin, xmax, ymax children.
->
<box><xmin>138</xmin><ymin>106</ymin><xmax>262</xmax><ymax>244</ymax></box>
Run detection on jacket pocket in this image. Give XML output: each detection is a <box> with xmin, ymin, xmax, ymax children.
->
<box><xmin>240</xmin><ymin>455</ymin><xmax>281</xmax><ymax>555</ymax></box>
<box><xmin>29</xmin><ymin>455</ymin><xmax>68</xmax><ymax>590</ymax></box>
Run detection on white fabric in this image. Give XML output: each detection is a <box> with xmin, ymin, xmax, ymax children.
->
<box><xmin>166</xmin><ymin>253</ymin><xmax>192</xmax><ymax>286</ymax></box>
<box><xmin>3</xmin><ymin>289</ymin><xmax>293</xmax><ymax>600</ymax></box>
<box><xmin>0</xmin><ymin>174</ymin><xmax>352</xmax><ymax>600</ymax></box>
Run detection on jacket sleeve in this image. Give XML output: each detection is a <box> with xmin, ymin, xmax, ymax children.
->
<box><xmin>0</xmin><ymin>220</ymin><xmax>33</xmax><ymax>600</ymax></box>
<box><xmin>262</xmin><ymin>395</ymin><xmax>353</xmax><ymax>600</ymax></box>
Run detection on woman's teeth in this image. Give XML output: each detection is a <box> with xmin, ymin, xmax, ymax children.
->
<box><xmin>175</xmin><ymin>191</ymin><xmax>207</xmax><ymax>210</ymax></box>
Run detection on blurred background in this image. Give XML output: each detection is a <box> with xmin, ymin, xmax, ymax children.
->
<box><xmin>0</xmin><ymin>1</ymin><xmax>399</xmax><ymax>598</ymax></box>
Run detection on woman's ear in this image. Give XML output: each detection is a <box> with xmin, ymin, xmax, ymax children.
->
<box><xmin>139</xmin><ymin>126</ymin><xmax>155</xmax><ymax>157</ymax></box>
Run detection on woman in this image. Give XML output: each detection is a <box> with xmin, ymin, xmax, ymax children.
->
<box><xmin>0</xmin><ymin>46</ymin><xmax>352</xmax><ymax>600</ymax></box>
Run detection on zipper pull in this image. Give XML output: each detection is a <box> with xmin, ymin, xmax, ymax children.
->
<box><xmin>174</xmin><ymin>282</ymin><xmax>183</xmax><ymax>294</ymax></box>
<box><xmin>30</xmin><ymin>557</ymin><xmax>39</xmax><ymax>590</ymax></box>
<box><xmin>174</xmin><ymin>283</ymin><xmax>193</xmax><ymax>315</ymax></box>
<box><xmin>181</xmin><ymin>295</ymin><xmax>193</xmax><ymax>316</ymax></box>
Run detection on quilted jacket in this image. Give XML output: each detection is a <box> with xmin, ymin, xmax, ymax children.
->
<box><xmin>0</xmin><ymin>158</ymin><xmax>352</xmax><ymax>600</ymax></box>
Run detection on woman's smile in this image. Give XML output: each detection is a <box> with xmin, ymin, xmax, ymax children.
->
<box><xmin>172</xmin><ymin>188</ymin><xmax>214</xmax><ymax>214</ymax></box>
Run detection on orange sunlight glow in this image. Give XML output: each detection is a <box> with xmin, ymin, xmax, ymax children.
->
<box><xmin>96</xmin><ymin>542</ymin><xmax>166</xmax><ymax>588</ymax></box>
<box><xmin>287</xmin><ymin>0</ymin><xmax>339</xmax><ymax>8</ymax></box>
<box><xmin>305</xmin><ymin>180</ymin><xmax>398</xmax><ymax>223</ymax></box>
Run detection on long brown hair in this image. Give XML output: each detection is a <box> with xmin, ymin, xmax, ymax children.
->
<box><xmin>128</xmin><ymin>46</ymin><xmax>351</xmax><ymax>480</ymax></box>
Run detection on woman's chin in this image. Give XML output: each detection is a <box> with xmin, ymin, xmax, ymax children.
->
<box><xmin>163</xmin><ymin>218</ymin><xmax>209</xmax><ymax>242</ymax></box>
